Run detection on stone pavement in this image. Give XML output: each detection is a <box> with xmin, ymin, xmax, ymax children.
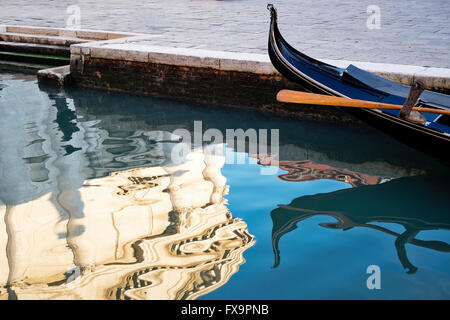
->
<box><xmin>1</xmin><ymin>0</ymin><xmax>449</xmax><ymax>68</ymax></box>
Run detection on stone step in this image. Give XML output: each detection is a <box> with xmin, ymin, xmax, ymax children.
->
<box><xmin>2</xmin><ymin>25</ymin><xmax>140</xmax><ymax>41</ymax></box>
<box><xmin>37</xmin><ymin>65</ymin><xmax>71</xmax><ymax>86</ymax></box>
<box><xmin>0</xmin><ymin>41</ymin><xmax>70</xmax><ymax>56</ymax></box>
<box><xmin>0</xmin><ymin>51</ymin><xmax>70</xmax><ymax>66</ymax></box>
<box><xmin>0</xmin><ymin>59</ymin><xmax>54</xmax><ymax>72</ymax></box>
<box><xmin>0</xmin><ymin>32</ymin><xmax>89</xmax><ymax>47</ymax></box>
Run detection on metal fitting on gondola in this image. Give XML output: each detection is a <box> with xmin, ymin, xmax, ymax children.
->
<box><xmin>399</xmin><ymin>79</ymin><xmax>426</xmax><ymax>125</ymax></box>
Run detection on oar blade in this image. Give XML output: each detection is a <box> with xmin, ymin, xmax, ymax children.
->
<box><xmin>277</xmin><ymin>89</ymin><xmax>384</xmax><ymax>108</ymax></box>
<box><xmin>276</xmin><ymin>90</ymin><xmax>450</xmax><ymax>115</ymax></box>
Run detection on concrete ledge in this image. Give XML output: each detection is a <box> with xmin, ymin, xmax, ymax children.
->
<box><xmin>37</xmin><ymin>65</ymin><xmax>71</xmax><ymax>86</ymax></box>
<box><xmin>71</xmin><ymin>38</ymin><xmax>450</xmax><ymax>91</ymax></box>
<box><xmin>71</xmin><ymin>41</ymin><xmax>283</xmax><ymax>75</ymax></box>
<box><xmin>0</xmin><ymin>32</ymin><xmax>91</xmax><ymax>46</ymax></box>
<box><xmin>0</xmin><ymin>25</ymin><xmax>142</xmax><ymax>41</ymax></box>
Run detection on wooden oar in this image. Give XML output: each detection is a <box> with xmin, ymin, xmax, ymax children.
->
<box><xmin>277</xmin><ymin>89</ymin><xmax>450</xmax><ymax>115</ymax></box>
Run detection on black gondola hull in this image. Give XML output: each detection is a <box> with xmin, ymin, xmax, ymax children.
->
<box><xmin>267</xmin><ymin>5</ymin><xmax>450</xmax><ymax>162</ymax></box>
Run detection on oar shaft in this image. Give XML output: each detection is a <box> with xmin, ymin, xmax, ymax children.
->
<box><xmin>277</xmin><ymin>90</ymin><xmax>450</xmax><ymax>115</ymax></box>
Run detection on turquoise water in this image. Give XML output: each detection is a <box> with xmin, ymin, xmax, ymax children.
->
<box><xmin>0</xmin><ymin>71</ymin><xmax>449</xmax><ymax>300</ymax></box>
<box><xmin>213</xmin><ymin>161</ymin><xmax>450</xmax><ymax>299</ymax></box>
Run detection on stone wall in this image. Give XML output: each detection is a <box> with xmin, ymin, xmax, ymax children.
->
<box><xmin>70</xmin><ymin>54</ymin><xmax>357</xmax><ymax>123</ymax></box>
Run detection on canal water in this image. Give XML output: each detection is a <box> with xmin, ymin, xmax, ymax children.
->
<box><xmin>0</xmin><ymin>71</ymin><xmax>449</xmax><ymax>300</ymax></box>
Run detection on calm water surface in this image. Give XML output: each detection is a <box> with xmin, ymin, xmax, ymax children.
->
<box><xmin>0</xmin><ymin>71</ymin><xmax>449</xmax><ymax>300</ymax></box>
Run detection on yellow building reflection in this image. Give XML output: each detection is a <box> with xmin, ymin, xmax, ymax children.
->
<box><xmin>0</xmin><ymin>142</ymin><xmax>254</xmax><ymax>300</ymax></box>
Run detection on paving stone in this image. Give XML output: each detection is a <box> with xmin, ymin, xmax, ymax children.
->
<box><xmin>90</xmin><ymin>46</ymin><xmax>149</xmax><ymax>63</ymax></box>
<box><xmin>1</xmin><ymin>0</ymin><xmax>448</xmax><ymax>67</ymax></box>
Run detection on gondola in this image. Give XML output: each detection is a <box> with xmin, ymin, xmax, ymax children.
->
<box><xmin>267</xmin><ymin>4</ymin><xmax>450</xmax><ymax>161</ymax></box>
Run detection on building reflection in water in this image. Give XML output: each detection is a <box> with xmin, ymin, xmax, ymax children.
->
<box><xmin>0</xmin><ymin>76</ymin><xmax>254</xmax><ymax>299</ymax></box>
<box><xmin>0</xmin><ymin>143</ymin><xmax>254</xmax><ymax>300</ymax></box>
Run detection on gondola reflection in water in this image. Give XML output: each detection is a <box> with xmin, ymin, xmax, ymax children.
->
<box><xmin>271</xmin><ymin>173</ymin><xmax>450</xmax><ymax>274</ymax></box>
